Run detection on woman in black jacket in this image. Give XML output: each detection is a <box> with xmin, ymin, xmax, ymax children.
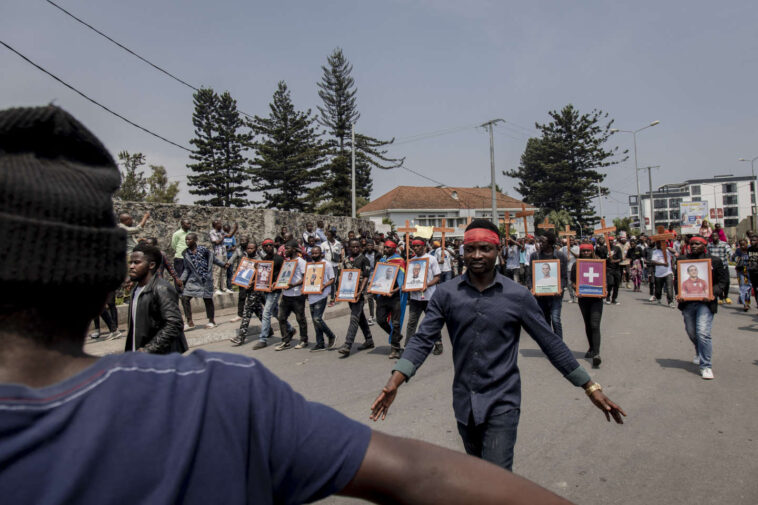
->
<box><xmin>571</xmin><ymin>243</ymin><xmax>603</xmax><ymax>368</ymax></box>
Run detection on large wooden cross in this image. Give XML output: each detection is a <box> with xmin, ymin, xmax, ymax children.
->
<box><xmin>433</xmin><ymin>218</ymin><xmax>455</xmax><ymax>260</ymax></box>
<box><xmin>397</xmin><ymin>220</ymin><xmax>417</xmax><ymax>263</ymax></box>
<box><xmin>515</xmin><ymin>204</ymin><xmax>534</xmax><ymax>237</ymax></box>
<box><xmin>500</xmin><ymin>215</ymin><xmax>514</xmax><ymax>238</ymax></box>
<box><xmin>593</xmin><ymin>218</ymin><xmax>617</xmax><ymax>244</ymax></box>
<box><xmin>558</xmin><ymin>224</ymin><xmax>576</xmax><ymax>239</ymax></box>
<box><xmin>650</xmin><ymin>225</ymin><xmax>676</xmax><ymax>262</ymax></box>
<box><xmin>537</xmin><ymin>217</ymin><xmax>555</xmax><ymax>232</ymax></box>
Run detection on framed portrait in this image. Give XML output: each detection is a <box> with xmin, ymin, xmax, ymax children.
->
<box><xmin>274</xmin><ymin>260</ymin><xmax>298</xmax><ymax>290</ymax></box>
<box><xmin>336</xmin><ymin>269</ymin><xmax>361</xmax><ymax>302</ymax></box>
<box><xmin>303</xmin><ymin>262</ymin><xmax>326</xmax><ymax>295</ymax></box>
<box><xmin>253</xmin><ymin>260</ymin><xmax>274</xmax><ymax>292</ymax></box>
<box><xmin>677</xmin><ymin>259</ymin><xmax>713</xmax><ymax>301</ymax></box>
<box><xmin>403</xmin><ymin>257</ymin><xmax>429</xmax><ymax>292</ymax></box>
<box><xmin>231</xmin><ymin>257</ymin><xmax>257</xmax><ymax>289</ymax></box>
<box><xmin>575</xmin><ymin>259</ymin><xmax>606</xmax><ymax>298</ymax></box>
<box><xmin>368</xmin><ymin>262</ymin><xmax>400</xmax><ymax>296</ymax></box>
<box><xmin>531</xmin><ymin>259</ymin><xmax>561</xmax><ymax>296</ymax></box>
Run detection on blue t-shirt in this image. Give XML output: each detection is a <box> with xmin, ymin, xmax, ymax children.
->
<box><xmin>0</xmin><ymin>351</ymin><xmax>371</xmax><ymax>505</ymax></box>
<box><xmin>223</xmin><ymin>236</ymin><xmax>237</xmax><ymax>259</ymax></box>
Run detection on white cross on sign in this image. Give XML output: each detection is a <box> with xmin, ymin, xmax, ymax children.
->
<box><xmin>583</xmin><ymin>267</ymin><xmax>600</xmax><ymax>283</ymax></box>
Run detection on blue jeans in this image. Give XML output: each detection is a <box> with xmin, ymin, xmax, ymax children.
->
<box><xmin>737</xmin><ymin>272</ymin><xmax>752</xmax><ymax>304</ymax></box>
<box><xmin>682</xmin><ymin>303</ymin><xmax>713</xmax><ymax>369</ymax></box>
<box><xmin>457</xmin><ymin>409</ymin><xmax>520</xmax><ymax>471</ymax></box>
<box><xmin>260</xmin><ymin>291</ymin><xmax>292</xmax><ymax>343</ymax></box>
<box><xmin>536</xmin><ymin>294</ymin><xmax>563</xmax><ymax>339</ymax></box>
<box><xmin>309</xmin><ymin>298</ymin><xmax>336</xmax><ymax>346</ymax></box>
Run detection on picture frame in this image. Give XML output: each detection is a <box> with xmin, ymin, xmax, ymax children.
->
<box><xmin>575</xmin><ymin>259</ymin><xmax>606</xmax><ymax>298</ymax></box>
<box><xmin>273</xmin><ymin>259</ymin><xmax>298</xmax><ymax>290</ymax></box>
<box><xmin>403</xmin><ymin>257</ymin><xmax>429</xmax><ymax>292</ymax></box>
<box><xmin>302</xmin><ymin>262</ymin><xmax>326</xmax><ymax>295</ymax></box>
<box><xmin>336</xmin><ymin>269</ymin><xmax>361</xmax><ymax>302</ymax></box>
<box><xmin>368</xmin><ymin>262</ymin><xmax>400</xmax><ymax>296</ymax></box>
<box><xmin>531</xmin><ymin>259</ymin><xmax>561</xmax><ymax>296</ymax></box>
<box><xmin>677</xmin><ymin>259</ymin><xmax>713</xmax><ymax>301</ymax></box>
<box><xmin>231</xmin><ymin>257</ymin><xmax>257</xmax><ymax>289</ymax></box>
<box><xmin>253</xmin><ymin>260</ymin><xmax>274</xmax><ymax>292</ymax></box>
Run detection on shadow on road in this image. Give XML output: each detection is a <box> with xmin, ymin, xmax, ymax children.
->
<box><xmin>655</xmin><ymin>358</ymin><xmax>699</xmax><ymax>376</ymax></box>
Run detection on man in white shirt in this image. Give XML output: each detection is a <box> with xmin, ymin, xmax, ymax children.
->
<box><xmin>650</xmin><ymin>242</ymin><xmax>675</xmax><ymax>307</ymax></box>
<box><xmin>433</xmin><ymin>240</ymin><xmax>453</xmax><ymax>283</ymax></box>
<box><xmin>561</xmin><ymin>237</ymin><xmax>579</xmax><ymax>302</ymax></box>
<box><xmin>321</xmin><ymin>229</ymin><xmax>344</xmax><ymax>305</ymax></box>
<box><xmin>523</xmin><ymin>235</ymin><xmax>537</xmax><ymax>288</ymax></box>
<box><xmin>405</xmin><ymin>239</ymin><xmax>443</xmax><ymax>355</ymax></box>
<box><xmin>275</xmin><ymin>240</ymin><xmax>309</xmax><ymax>351</ymax></box>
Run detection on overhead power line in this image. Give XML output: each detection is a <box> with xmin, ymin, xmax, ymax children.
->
<box><xmin>1</xmin><ymin>40</ymin><xmax>192</xmax><ymax>152</ymax></box>
<box><xmin>45</xmin><ymin>0</ymin><xmax>256</xmax><ymax>120</ymax></box>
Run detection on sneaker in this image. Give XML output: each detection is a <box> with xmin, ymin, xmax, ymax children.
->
<box><xmin>275</xmin><ymin>341</ymin><xmax>292</xmax><ymax>351</ymax></box>
<box><xmin>718</xmin><ymin>299</ymin><xmax>723</xmax><ymax>305</ymax></box>
<box><xmin>612</xmin><ymin>301</ymin><xmax>620</xmax><ymax>305</ymax></box>
<box><xmin>230</xmin><ymin>316</ymin><xmax>242</xmax><ymax>322</ymax></box>
<box><xmin>252</xmin><ymin>340</ymin><xmax>267</xmax><ymax>350</ymax></box>
<box><xmin>649</xmin><ymin>296</ymin><xmax>656</xmax><ymax>302</ymax></box>
<box><xmin>310</xmin><ymin>344</ymin><xmax>327</xmax><ymax>352</ymax></box>
<box><xmin>367</xmin><ymin>317</ymin><xmax>375</xmax><ymax>326</ymax></box>
<box><xmin>89</xmin><ymin>331</ymin><xmax>101</xmax><ymax>339</ymax></box>
<box><xmin>592</xmin><ymin>355</ymin><xmax>602</xmax><ymax>369</ymax></box>
<box><xmin>388</xmin><ymin>348</ymin><xmax>402</xmax><ymax>359</ymax></box>
<box><xmin>669</xmin><ymin>302</ymin><xmax>677</xmax><ymax>309</ymax></box>
<box><xmin>693</xmin><ymin>355</ymin><xmax>700</xmax><ymax>365</ymax></box>
<box><xmin>725</xmin><ymin>298</ymin><xmax>732</xmax><ymax>305</ymax></box>
<box><xmin>230</xmin><ymin>335</ymin><xmax>245</xmax><ymax>346</ymax></box>
<box><xmin>326</xmin><ymin>336</ymin><xmax>336</xmax><ymax>349</ymax></box>
<box><xmin>224</xmin><ymin>289</ymin><xmax>234</xmax><ymax>294</ymax></box>
<box><xmin>214</xmin><ymin>290</ymin><xmax>225</xmax><ymax>296</ymax></box>
<box><xmin>604</xmin><ymin>300</ymin><xmax>611</xmax><ymax>305</ymax></box>
<box><xmin>183</xmin><ymin>323</ymin><xmax>195</xmax><ymax>331</ymax></box>
<box><xmin>103</xmin><ymin>330</ymin><xmax>122</xmax><ymax>341</ymax></box>
<box><xmin>358</xmin><ymin>340</ymin><xmax>375</xmax><ymax>350</ymax></box>
<box><xmin>205</xmin><ymin>322</ymin><xmax>217</xmax><ymax>329</ymax></box>
<box><xmin>432</xmin><ymin>342</ymin><xmax>443</xmax><ymax>355</ymax></box>
<box><xmin>337</xmin><ymin>344</ymin><xmax>351</xmax><ymax>356</ymax></box>
<box><xmin>294</xmin><ymin>341</ymin><xmax>309</xmax><ymax>350</ymax></box>
<box><xmin>701</xmin><ymin>368</ymin><xmax>714</xmax><ymax>380</ymax></box>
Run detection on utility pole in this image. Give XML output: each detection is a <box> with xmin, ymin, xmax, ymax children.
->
<box><xmin>639</xmin><ymin>165</ymin><xmax>660</xmax><ymax>232</ymax></box>
<box><xmin>351</xmin><ymin>123</ymin><xmax>356</xmax><ymax>219</ymax></box>
<box><xmin>481</xmin><ymin>119</ymin><xmax>504</xmax><ymax>225</ymax></box>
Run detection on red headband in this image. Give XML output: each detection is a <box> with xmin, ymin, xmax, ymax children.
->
<box><xmin>384</xmin><ymin>240</ymin><xmax>397</xmax><ymax>249</ymax></box>
<box><xmin>262</xmin><ymin>239</ymin><xmax>274</xmax><ymax>246</ymax></box>
<box><xmin>463</xmin><ymin>229</ymin><xmax>500</xmax><ymax>245</ymax></box>
<box><xmin>411</xmin><ymin>239</ymin><xmax>425</xmax><ymax>246</ymax></box>
<box><xmin>690</xmin><ymin>237</ymin><xmax>707</xmax><ymax>245</ymax></box>
<box><xmin>579</xmin><ymin>244</ymin><xmax>594</xmax><ymax>251</ymax></box>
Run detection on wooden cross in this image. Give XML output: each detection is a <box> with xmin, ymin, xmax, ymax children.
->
<box><xmin>500</xmin><ymin>215</ymin><xmax>514</xmax><ymax>238</ymax></box>
<box><xmin>593</xmin><ymin>218</ymin><xmax>617</xmax><ymax>245</ymax></box>
<box><xmin>537</xmin><ymin>217</ymin><xmax>555</xmax><ymax>232</ymax></box>
<box><xmin>650</xmin><ymin>225</ymin><xmax>676</xmax><ymax>262</ymax></box>
<box><xmin>558</xmin><ymin>224</ymin><xmax>576</xmax><ymax>238</ymax></box>
<box><xmin>515</xmin><ymin>204</ymin><xmax>534</xmax><ymax>237</ymax></box>
<box><xmin>396</xmin><ymin>220</ymin><xmax>418</xmax><ymax>263</ymax></box>
<box><xmin>433</xmin><ymin>218</ymin><xmax>455</xmax><ymax>260</ymax></box>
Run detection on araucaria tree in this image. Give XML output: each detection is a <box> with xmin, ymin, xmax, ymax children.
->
<box><xmin>316</xmin><ymin>48</ymin><xmax>401</xmax><ymax>215</ymax></box>
<box><xmin>115</xmin><ymin>150</ymin><xmax>147</xmax><ymax>201</ymax></box>
<box><xmin>249</xmin><ymin>81</ymin><xmax>324</xmax><ymax>212</ymax></box>
<box><xmin>505</xmin><ymin>105</ymin><xmax>626</xmax><ymax>230</ymax></box>
<box><xmin>187</xmin><ymin>88</ymin><xmax>252</xmax><ymax>207</ymax></box>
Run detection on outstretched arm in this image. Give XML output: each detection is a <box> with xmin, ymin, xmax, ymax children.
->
<box><xmin>340</xmin><ymin>431</ymin><xmax>573</xmax><ymax>505</ymax></box>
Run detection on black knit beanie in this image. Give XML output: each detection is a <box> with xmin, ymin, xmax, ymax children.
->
<box><xmin>0</xmin><ymin>105</ymin><xmax>126</xmax><ymax>290</ymax></box>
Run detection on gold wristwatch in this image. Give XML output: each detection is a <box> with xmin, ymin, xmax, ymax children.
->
<box><xmin>585</xmin><ymin>382</ymin><xmax>603</xmax><ymax>397</ymax></box>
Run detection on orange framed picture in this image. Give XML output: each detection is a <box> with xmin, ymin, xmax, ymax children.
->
<box><xmin>403</xmin><ymin>257</ymin><xmax>429</xmax><ymax>292</ymax></box>
<box><xmin>303</xmin><ymin>262</ymin><xmax>326</xmax><ymax>295</ymax></box>
<box><xmin>231</xmin><ymin>257</ymin><xmax>257</xmax><ymax>288</ymax></box>
<box><xmin>677</xmin><ymin>258</ymin><xmax>713</xmax><ymax>301</ymax></box>
<box><xmin>253</xmin><ymin>260</ymin><xmax>274</xmax><ymax>292</ymax></box>
<box><xmin>273</xmin><ymin>259</ymin><xmax>298</xmax><ymax>290</ymax></box>
<box><xmin>367</xmin><ymin>262</ymin><xmax>399</xmax><ymax>296</ymax></box>
<box><xmin>531</xmin><ymin>259</ymin><xmax>561</xmax><ymax>296</ymax></box>
<box><xmin>336</xmin><ymin>269</ymin><xmax>361</xmax><ymax>302</ymax></box>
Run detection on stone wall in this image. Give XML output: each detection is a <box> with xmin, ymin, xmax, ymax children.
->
<box><xmin>113</xmin><ymin>201</ymin><xmax>375</xmax><ymax>250</ymax></box>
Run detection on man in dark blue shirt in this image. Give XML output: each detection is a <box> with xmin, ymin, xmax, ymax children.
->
<box><xmin>371</xmin><ymin>219</ymin><xmax>626</xmax><ymax>471</ymax></box>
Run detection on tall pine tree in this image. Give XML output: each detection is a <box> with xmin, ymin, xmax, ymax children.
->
<box><xmin>187</xmin><ymin>88</ymin><xmax>251</xmax><ymax>207</ymax></box>
<box><xmin>316</xmin><ymin>48</ymin><xmax>401</xmax><ymax>215</ymax></box>
<box><xmin>114</xmin><ymin>150</ymin><xmax>147</xmax><ymax>201</ymax></box>
<box><xmin>249</xmin><ymin>81</ymin><xmax>324</xmax><ymax>212</ymax></box>
<box><xmin>504</xmin><ymin>105</ymin><xmax>626</xmax><ymax>229</ymax></box>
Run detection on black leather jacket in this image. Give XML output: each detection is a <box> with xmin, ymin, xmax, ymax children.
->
<box><xmin>125</xmin><ymin>275</ymin><xmax>188</xmax><ymax>354</ymax></box>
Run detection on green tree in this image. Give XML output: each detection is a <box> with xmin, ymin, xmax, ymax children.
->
<box><xmin>315</xmin><ymin>48</ymin><xmax>401</xmax><ymax>215</ymax></box>
<box><xmin>249</xmin><ymin>81</ymin><xmax>324</xmax><ymax>212</ymax></box>
<box><xmin>613</xmin><ymin>216</ymin><xmax>634</xmax><ymax>235</ymax></box>
<box><xmin>145</xmin><ymin>165</ymin><xmax>180</xmax><ymax>203</ymax></box>
<box><xmin>504</xmin><ymin>105</ymin><xmax>626</xmax><ymax>230</ymax></box>
<box><xmin>115</xmin><ymin>150</ymin><xmax>147</xmax><ymax>201</ymax></box>
<box><xmin>187</xmin><ymin>88</ymin><xmax>252</xmax><ymax>207</ymax></box>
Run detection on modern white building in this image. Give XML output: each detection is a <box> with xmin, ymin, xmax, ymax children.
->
<box><xmin>629</xmin><ymin>175</ymin><xmax>756</xmax><ymax>232</ymax></box>
<box><xmin>358</xmin><ymin>186</ymin><xmax>537</xmax><ymax>237</ymax></box>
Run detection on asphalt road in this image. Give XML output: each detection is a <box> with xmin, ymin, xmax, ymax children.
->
<box><xmin>87</xmin><ymin>287</ymin><xmax>758</xmax><ymax>504</ymax></box>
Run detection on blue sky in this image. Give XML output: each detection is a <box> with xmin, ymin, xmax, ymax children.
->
<box><xmin>3</xmin><ymin>0</ymin><xmax>757</xmax><ymax>218</ymax></box>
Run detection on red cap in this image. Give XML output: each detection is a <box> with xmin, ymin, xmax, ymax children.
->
<box><xmin>579</xmin><ymin>244</ymin><xmax>594</xmax><ymax>251</ymax></box>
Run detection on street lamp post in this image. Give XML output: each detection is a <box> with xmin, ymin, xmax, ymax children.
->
<box><xmin>611</xmin><ymin>121</ymin><xmax>660</xmax><ymax>233</ymax></box>
<box><xmin>739</xmin><ymin>156</ymin><xmax>758</xmax><ymax>231</ymax></box>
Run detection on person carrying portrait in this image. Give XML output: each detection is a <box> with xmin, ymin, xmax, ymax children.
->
<box><xmin>275</xmin><ymin>240</ymin><xmax>309</xmax><ymax>351</ymax></box>
<box><xmin>306</xmin><ymin>246</ymin><xmax>337</xmax><ymax>352</ymax></box>
<box><xmin>338</xmin><ymin>239</ymin><xmax>376</xmax><ymax>356</ymax></box>
<box><xmin>529</xmin><ymin>231</ymin><xmax>568</xmax><ymax>339</ymax></box>
<box><xmin>376</xmin><ymin>240</ymin><xmax>407</xmax><ymax>359</ymax></box>
<box><xmin>676</xmin><ymin>236</ymin><xmax>728</xmax><ymax>380</ymax></box>
<box><xmin>405</xmin><ymin>239</ymin><xmax>443</xmax><ymax>356</ymax></box>
<box><xmin>570</xmin><ymin>244</ymin><xmax>604</xmax><ymax>368</ymax></box>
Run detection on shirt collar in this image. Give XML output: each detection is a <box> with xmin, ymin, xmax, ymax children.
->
<box><xmin>461</xmin><ymin>270</ymin><xmax>503</xmax><ymax>292</ymax></box>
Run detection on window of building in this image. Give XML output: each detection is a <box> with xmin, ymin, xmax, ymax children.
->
<box><xmin>630</xmin><ymin>206</ymin><xmax>638</xmax><ymax>216</ymax></box>
<box><xmin>669</xmin><ymin>209</ymin><xmax>680</xmax><ymax>220</ymax></box>
<box><xmin>722</xmin><ymin>183</ymin><xmax>737</xmax><ymax>194</ymax></box>
<box><xmin>723</xmin><ymin>207</ymin><xmax>739</xmax><ymax>217</ymax></box>
<box><xmin>654</xmin><ymin>199</ymin><xmax>668</xmax><ymax>209</ymax></box>
<box><xmin>669</xmin><ymin>198</ymin><xmax>682</xmax><ymax>208</ymax></box>
<box><xmin>690</xmin><ymin>185</ymin><xmax>701</xmax><ymax>196</ymax></box>
<box><xmin>654</xmin><ymin>211</ymin><xmax>668</xmax><ymax>221</ymax></box>
<box><xmin>691</xmin><ymin>197</ymin><xmax>701</xmax><ymax>202</ymax></box>
<box><xmin>723</xmin><ymin>195</ymin><xmax>738</xmax><ymax>206</ymax></box>
<box><xmin>629</xmin><ymin>196</ymin><xmax>638</xmax><ymax>205</ymax></box>
<box><xmin>724</xmin><ymin>218</ymin><xmax>739</xmax><ymax>227</ymax></box>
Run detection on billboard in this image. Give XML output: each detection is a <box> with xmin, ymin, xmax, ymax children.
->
<box><xmin>680</xmin><ymin>201</ymin><xmax>708</xmax><ymax>234</ymax></box>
